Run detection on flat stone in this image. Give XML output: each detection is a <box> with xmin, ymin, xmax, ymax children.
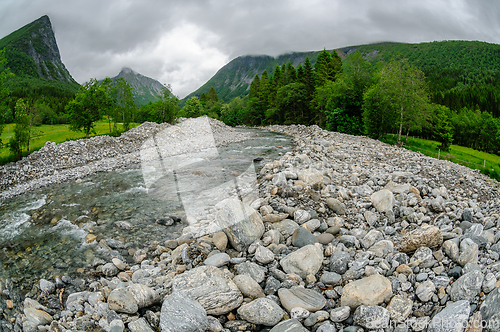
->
<box><xmin>320</xmin><ymin>272</ymin><xmax>342</xmax><ymax>286</ymax></box>
<box><xmin>39</xmin><ymin>279</ymin><xmax>55</xmax><ymax>294</ymax></box>
<box><xmin>269</xmin><ymin>319</ymin><xmax>308</xmax><ymax>332</ymax></box>
<box><xmin>278</xmin><ymin>286</ymin><xmax>326</xmax><ymax>312</ymax></box>
<box><xmin>272</xmin><ymin>219</ymin><xmax>300</xmax><ymax>238</ymax></box>
<box><xmin>353</xmin><ymin>305</ymin><xmax>390</xmax><ymax>329</ymax></box>
<box><xmin>370</xmin><ymin>189</ymin><xmax>395</xmax><ymax>213</ymax></box>
<box><xmin>384</xmin><ymin>181</ymin><xmax>410</xmax><ymax>194</ymax></box>
<box><xmin>399</xmin><ymin>225</ymin><xmax>443</xmax><ymax>252</ymax></box>
<box><xmin>263</xmin><ymin>213</ymin><xmax>289</xmax><ymax>223</ymax></box>
<box><xmin>233</xmin><ymin>274</ymin><xmax>265</xmax><ymax>298</ymax></box>
<box><xmin>303</xmin><ymin>310</ymin><xmax>329</xmax><ymax>327</ymax></box>
<box><xmin>387</xmin><ymin>295</ymin><xmax>413</xmax><ymax>323</ymax></box>
<box><xmin>24</xmin><ymin>308</ymin><xmax>52</xmax><ymax>328</ymax></box>
<box><xmin>237</xmin><ymin>298</ymin><xmax>284</xmax><ymax>326</ymax></box>
<box><xmin>292</xmin><ymin>227</ymin><xmax>318</xmax><ymax>247</ymax></box>
<box><xmin>450</xmin><ymin>270</ymin><xmax>484</xmax><ymax>302</ymax></box>
<box><xmin>316</xmin><ymin>233</ymin><xmax>334</xmax><ymax>245</ymax></box>
<box><xmin>216</xmin><ymin>198</ymin><xmax>264</xmax><ymax>252</ymax></box>
<box><xmin>172</xmin><ymin>265</ymin><xmax>243</xmax><ymax>315</ymax></box>
<box><xmin>428</xmin><ymin>300</ymin><xmax>470</xmax><ymax>332</ymax></box>
<box><xmin>159</xmin><ymin>291</ymin><xmax>208</xmax><ymax>332</ymax></box>
<box><xmin>204</xmin><ymin>253</ymin><xmax>230</xmax><ymax>267</ymax></box>
<box><xmin>340</xmin><ymin>274</ymin><xmax>393</xmax><ymax>309</ymax></box>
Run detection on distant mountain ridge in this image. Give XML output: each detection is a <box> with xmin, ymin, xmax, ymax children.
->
<box><xmin>109</xmin><ymin>67</ymin><xmax>166</xmax><ymax>106</ymax></box>
<box><xmin>0</xmin><ymin>15</ymin><xmax>76</xmax><ymax>83</ymax></box>
<box><xmin>185</xmin><ymin>40</ymin><xmax>500</xmax><ymax>104</ymax></box>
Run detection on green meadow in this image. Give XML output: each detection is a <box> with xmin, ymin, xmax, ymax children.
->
<box><xmin>381</xmin><ymin>134</ymin><xmax>500</xmax><ymax>181</ymax></box>
<box><xmin>0</xmin><ymin>119</ymin><xmax>139</xmax><ymax>164</ymax></box>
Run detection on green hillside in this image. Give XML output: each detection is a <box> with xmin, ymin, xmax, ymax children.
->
<box><xmin>186</xmin><ymin>40</ymin><xmax>500</xmax><ymax>114</ymax></box>
<box><xmin>183</xmin><ymin>51</ymin><xmax>322</xmax><ymax>103</ymax></box>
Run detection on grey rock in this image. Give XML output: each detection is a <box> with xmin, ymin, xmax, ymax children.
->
<box><xmin>361</xmin><ymin>229</ymin><xmax>383</xmax><ymax>249</ymax></box>
<box><xmin>329</xmin><ymin>306</ymin><xmax>350</xmax><ymax>322</ymax></box>
<box><xmin>233</xmin><ymin>274</ymin><xmax>265</xmax><ymax>298</ymax></box>
<box><xmin>326</xmin><ymin>198</ymin><xmax>347</xmax><ymax>215</ymax></box>
<box><xmin>339</xmin><ymin>235</ymin><xmax>358</xmax><ymax>248</ymax></box>
<box><xmin>172</xmin><ymin>265</ymin><xmax>243</xmax><ymax>315</ymax></box>
<box><xmin>480</xmin><ymin>287</ymin><xmax>500</xmax><ymax>331</ymax></box>
<box><xmin>160</xmin><ymin>291</ymin><xmax>208</xmax><ymax>332</ymax></box>
<box><xmin>292</xmin><ymin>227</ymin><xmax>318</xmax><ymax>247</ymax></box>
<box><xmin>457</xmin><ymin>238</ymin><xmax>479</xmax><ymax>266</ymax></box>
<box><xmin>204</xmin><ymin>253</ymin><xmax>230</xmax><ymax>267</ymax></box>
<box><xmin>329</xmin><ymin>250</ymin><xmax>351</xmax><ymax>274</ymax></box>
<box><xmin>387</xmin><ymin>295</ymin><xmax>413</xmax><ymax>323</ymax></box>
<box><xmin>303</xmin><ymin>310</ymin><xmax>329</xmax><ymax>327</ymax></box>
<box><xmin>369</xmin><ymin>240</ymin><xmax>394</xmax><ymax>257</ymax></box>
<box><xmin>269</xmin><ymin>319</ymin><xmax>308</xmax><ymax>332</ymax></box>
<box><xmin>291</xmin><ymin>307</ymin><xmax>310</xmax><ymax>320</ymax></box>
<box><xmin>483</xmin><ymin>273</ymin><xmax>497</xmax><ymax>294</ymax></box>
<box><xmin>272</xmin><ymin>219</ymin><xmax>300</xmax><ymax>238</ymax></box>
<box><xmin>265</xmin><ymin>276</ymin><xmax>282</xmax><ymax>295</ymax></box>
<box><xmin>370</xmin><ymin>189</ymin><xmax>395</xmax><ymax>213</ymax></box>
<box><xmin>450</xmin><ymin>270</ymin><xmax>484</xmax><ymax>302</ymax></box>
<box><xmin>416</xmin><ymin>280</ymin><xmax>436</xmax><ymax>302</ymax></box>
<box><xmin>236</xmin><ymin>261</ymin><xmax>266</xmax><ymax>283</ymax></box>
<box><xmin>428</xmin><ymin>300</ymin><xmax>470</xmax><ymax>332</ymax></box>
<box><xmin>106</xmin><ymin>238</ymin><xmax>127</xmax><ymax>249</ymax></box>
<box><xmin>128</xmin><ymin>317</ymin><xmax>155</xmax><ymax>332</ymax></box>
<box><xmin>278</xmin><ymin>286</ymin><xmax>326</xmax><ymax>312</ymax></box>
<box><xmin>353</xmin><ymin>305</ymin><xmax>390</xmax><ymax>329</ymax></box>
<box><xmin>23</xmin><ymin>308</ymin><xmax>53</xmax><ymax>329</ymax></box>
<box><xmin>237</xmin><ymin>298</ymin><xmax>284</xmax><ymax>326</ymax></box>
<box><xmin>443</xmin><ymin>240</ymin><xmax>460</xmax><ymax>262</ymax></box>
<box><xmin>102</xmin><ymin>263</ymin><xmax>119</xmax><ymax>277</ymax></box>
<box><xmin>320</xmin><ymin>272</ymin><xmax>342</xmax><ymax>286</ymax></box>
<box><xmin>39</xmin><ymin>279</ymin><xmax>55</xmax><ymax>294</ymax></box>
<box><xmin>108</xmin><ymin>288</ymin><xmax>138</xmax><ymax>314</ymax></box>
<box><xmin>316</xmin><ymin>322</ymin><xmax>337</xmax><ymax>332</ymax></box>
<box><xmin>280</xmin><ymin>244</ymin><xmax>324</xmax><ymax>279</ymax></box>
<box><xmin>128</xmin><ymin>284</ymin><xmax>160</xmax><ymax>309</ymax></box>
<box><xmin>216</xmin><ymin>198</ymin><xmax>264</xmax><ymax>252</ymax></box>
<box><xmin>255</xmin><ymin>245</ymin><xmax>275</xmax><ymax>264</ymax></box>
<box><xmin>462</xmin><ymin>208</ymin><xmax>473</xmax><ymax>222</ymax></box>
<box><xmin>294</xmin><ymin>209</ymin><xmax>311</xmax><ymax>224</ymax></box>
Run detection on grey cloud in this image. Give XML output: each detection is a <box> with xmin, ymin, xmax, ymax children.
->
<box><xmin>0</xmin><ymin>0</ymin><xmax>499</xmax><ymax>97</ymax></box>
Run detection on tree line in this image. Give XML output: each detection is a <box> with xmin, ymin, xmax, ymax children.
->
<box><xmin>2</xmin><ymin>46</ymin><xmax>500</xmax><ymax>162</ymax></box>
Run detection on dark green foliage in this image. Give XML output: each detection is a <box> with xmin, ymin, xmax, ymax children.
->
<box><xmin>66</xmin><ymin>79</ymin><xmax>111</xmax><ymax>138</ymax></box>
<box><xmin>433</xmin><ymin>105</ymin><xmax>454</xmax><ymax>151</ymax></box>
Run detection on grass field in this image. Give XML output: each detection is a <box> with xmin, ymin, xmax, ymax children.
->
<box><xmin>381</xmin><ymin>134</ymin><xmax>500</xmax><ymax>180</ymax></box>
<box><xmin>0</xmin><ymin>119</ymin><xmax>139</xmax><ymax>164</ymax></box>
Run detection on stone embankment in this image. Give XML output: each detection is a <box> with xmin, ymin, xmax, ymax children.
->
<box><xmin>2</xmin><ymin>120</ymin><xmax>500</xmax><ymax>332</ymax></box>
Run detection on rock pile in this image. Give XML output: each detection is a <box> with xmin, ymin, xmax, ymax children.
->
<box><xmin>3</xmin><ymin>122</ymin><xmax>500</xmax><ymax>332</ymax></box>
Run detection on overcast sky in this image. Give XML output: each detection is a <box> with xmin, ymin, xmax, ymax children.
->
<box><xmin>0</xmin><ymin>0</ymin><xmax>499</xmax><ymax>98</ymax></box>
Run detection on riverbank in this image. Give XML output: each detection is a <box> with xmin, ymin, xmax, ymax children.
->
<box><xmin>2</xmin><ymin>120</ymin><xmax>500</xmax><ymax>332</ymax></box>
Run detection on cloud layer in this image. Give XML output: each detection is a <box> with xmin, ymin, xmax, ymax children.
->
<box><xmin>0</xmin><ymin>0</ymin><xmax>499</xmax><ymax>97</ymax></box>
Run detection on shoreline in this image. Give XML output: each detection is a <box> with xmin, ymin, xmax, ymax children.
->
<box><xmin>2</xmin><ymin>120</ymin><xmax>500</xmax><ymax>332</ymax></box>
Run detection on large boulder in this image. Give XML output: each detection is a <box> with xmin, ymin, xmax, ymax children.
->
<box><xmin>159</xmin><ymin>291</ymin><xmax>208</xmax><ymax>332</ymax></box>
<box><xmin>340</xmin><ymin>274</ymin><xmax>393</xmax><ymax>309</ymax></box>
<box><xmin>172</xmin><ymin>265</ymin><xmax>243</xmax><ymax>315</ymax></box>
<box><xmin>450</xmin><ymin>270</ymin><xmax>484</xmax><ymax>302</ymax></box>
<box><xmin>480</xmin><ymin>287</ymin><xmax>500</xmax><ymax>332</ymax></box>
<box><xmin>280</xmin><ymin>244</ymin><xmax>324</xmax><ymax>279</ymax></box>
<box><xmin>216</xmin><ymin>198</ymin><xmax>264</xmax><ymax>252</ymax></box>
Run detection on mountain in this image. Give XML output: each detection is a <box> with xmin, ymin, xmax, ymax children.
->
<box><xmin>185</xmin><ymin>40</ymin><xmax>500</xmax><ymax>107</ymax></box>
<box><xmin>0</xmin><ymin>15</ymin><xmax>76</xmax><ymax>83</ymax></box>
<box><xmin>183</xmin><ymin>51</ymin><xmax>323</xmax><ymax>103</ymax></box>
<box><xmin>0</xmin><ymin>15</ymin><xmax>79</xmax><ymax>115</ymax></box>
<box><xmin>109</xmin><ymin>67</ymin><xmax>166</xmax><ymax>106</ymax></box>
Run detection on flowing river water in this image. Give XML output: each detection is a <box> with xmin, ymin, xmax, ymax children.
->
<box><xmin>0</xmin><ymin>128</ymin><xmax>292</xmax><ymax>298</ymax></box>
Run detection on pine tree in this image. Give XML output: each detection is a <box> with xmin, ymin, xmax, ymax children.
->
<box><xmin>434</xmin><ymin>105</ymin><xmax>453</xmax><ymax>151</ymax></box>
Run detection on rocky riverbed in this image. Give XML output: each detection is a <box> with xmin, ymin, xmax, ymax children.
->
<box><xmin>2</xmin><ymin>119</ymin><xmax>500</xmax><ymax>332</ymax></box>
